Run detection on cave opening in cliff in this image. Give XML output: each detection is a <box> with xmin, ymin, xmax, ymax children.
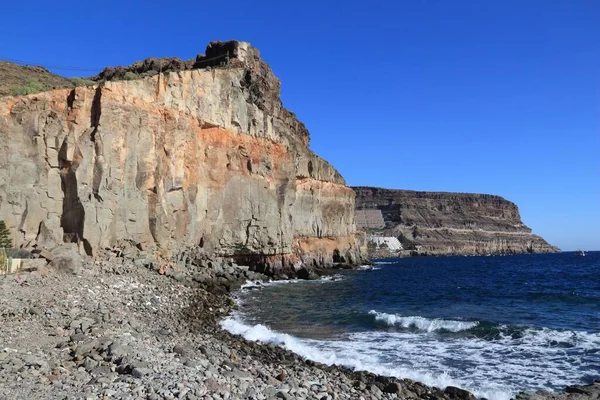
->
<box><xmin>333</xmin><ymin>249</ymin><xmax>345</xmax><ymax>263</ymax></box>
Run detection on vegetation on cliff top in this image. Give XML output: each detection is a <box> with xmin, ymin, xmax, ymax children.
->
<box><xmin>0</xmin><ymin>61</ymin><xmax>95</xmax><ymax>97</ymax></box>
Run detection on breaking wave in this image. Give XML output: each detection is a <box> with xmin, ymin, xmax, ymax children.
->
<box><xmin>240</xmin><ymin>275</ymin><xmax>343</xmax><ymax>290</ymax></box>
<box><xmin>220</xmin><ymin>315</ymin><xmax>511</xmax><ymax>400</ymax></box>
<box><xmin>221</xmin><ymin>313</ymin><xmax>600</xmax><ymax>400</ymax></box>
<box><xmin>369</xmin><ymin>310</ymin><xmax>479</xmax><ymax>332</ymax></box>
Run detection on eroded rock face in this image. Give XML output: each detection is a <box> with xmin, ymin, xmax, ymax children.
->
<box><xmin>0</xmin><ymin>41</ymin><xmax>363</xmax><ymax>274</ymax></box>
<box><xmin>353</xmin><ymin>187</ymin><xmax>559</xmax><ymax>255</ymax></box>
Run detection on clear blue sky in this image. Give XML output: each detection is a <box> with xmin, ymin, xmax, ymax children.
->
<box><xmin>2</xmin><ymin>1</ymin><xmax>598</xmax><ymax>250</ymax></box>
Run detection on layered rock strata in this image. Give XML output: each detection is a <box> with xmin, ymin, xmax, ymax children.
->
<box><xmin>353</xmin><ymin>186</ymin><xmax>559</xmax><ymax>256</ymax></box>
<box><xmin>0</xmin><ymin>41</ymin><xmax>363</xmax><ymax>275</ymax></box>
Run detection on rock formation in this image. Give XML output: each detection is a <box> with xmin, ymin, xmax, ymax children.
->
<box><xmin>0</xmin><ymin>41</ymin><xmax>364</xmax><ymax>275</ymax></box>
<box><xmin>353</xmin><ymin>186</ymin><xmax>559</xmax><ymax>256</ymax></box>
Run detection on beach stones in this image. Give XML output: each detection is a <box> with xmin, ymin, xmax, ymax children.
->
<box><xmin>444</xmin><ymin>386</ymin><xmax>477</xmax><ymax>400</ymax></box>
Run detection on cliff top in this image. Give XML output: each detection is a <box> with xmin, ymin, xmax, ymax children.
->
<box><xmin>1</xmin><ymin>40</ymin><xmax>311</xmax><ymax>148</ymax></box>
<box><xmin>0</xmin><ymin>41</ymin><xmax>261</xmax><ymax>96</ymax></box>
<box><xmin>91</xmin><ymin>41</ymin><xmax>258</xmax><ymax>81</ymax></box>
<box><xmin>352</xmin><ymin>186</ymin><xmax>512</xmax><ymax>203</ymax></box>
<box><xmin>0</xmin><ymin>61</ymin><xmax>80</xmax><ymax>97</ymax></box>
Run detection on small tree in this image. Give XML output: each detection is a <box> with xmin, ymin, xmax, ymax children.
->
<box><xmin>0</xmin><ymin>221</ymin><xmax>12</xmax><ymax>248</ymax></box>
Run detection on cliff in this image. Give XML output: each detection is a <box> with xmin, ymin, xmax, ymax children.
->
<box><xmin>353</xmin><ymin>186</ymin><xmax>559</xmax><ymax>256</ymax></box>
<box><xmin>0</xmin><ymin>41</ymin><xmax>364</xmax><ymax>276</ymax></box>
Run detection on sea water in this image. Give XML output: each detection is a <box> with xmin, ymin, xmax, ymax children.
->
<box><xmin>220</xmin><ymin>252</ymin><xmax>600</xmax><ymax>400</ymax></box>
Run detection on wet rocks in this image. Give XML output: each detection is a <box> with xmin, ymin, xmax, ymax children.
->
<box><xmin>445</xmin><ymin>386</ymin><xmax>478</xmax><ymax>400</ymax></box>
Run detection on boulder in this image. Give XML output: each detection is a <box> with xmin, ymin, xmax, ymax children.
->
<box><xmin>48</xmin><ymin>244</ymin><xmax>82</xmax><ymax>275</ymax></box>
<box><xmin>444</xmin><ymin>386</ymin><xmax>477</xmax><ymax>400</ymax></box>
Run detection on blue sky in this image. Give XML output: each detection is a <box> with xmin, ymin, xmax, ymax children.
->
<box><xmin>2</xmin><ymin>1</ymin><xmax>598</xmax><ymax>250</ymax></box>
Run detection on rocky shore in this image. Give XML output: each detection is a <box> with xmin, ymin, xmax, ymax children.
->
<box><xmin>1</xmin><ymin>257</ymin><xmax>598</xmax><ymax>400</ymax></box>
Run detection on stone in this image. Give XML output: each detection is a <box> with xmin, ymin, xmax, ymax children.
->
<box><xmin>22</xmin><ymin>354</ymin><xmax>47</xmax><ymax>369</ymax></box>
<box><xmin>28</xmin><ymin>307</ymin><xmax>43</xmax><ymax>316</ymax></box>
<box><xmin>131</xmin><ymin>367</ymin><xmax>152</xmax><ymax>378</ymax></box>
<box><xmin>370</xmin><ymin>384</ymin><xmax>383</xmax><ymax>396</ymax></box>
<box><xmin>48</xmin><ymin>244</ymin><xmax>82</xmax><ymax>275</ymax></box>
<box><xmin>565</xmin><ymin>385</ymin><xmax>592</xmax><ymax>395</ymax></box>
<box><xmin>38</xmin><ymin>249</ymin><xmax>54</xmax><ymax>262</ymax></box>
<box><xmin>91</xmin><ymin>366</ymin><xmax>112</xmax><ymax>376</ymax></box>
<box><xmin>108</xmin><ymin>342</ymin><xmax>128</xmax><ymax>359</ymax></box>
<box><xmin>183</xmin><ymin>359</ymin><xmax>202</xmax><ymax>368</ymax></box>
<box><xmin>383</xmin><ymin>382</ymin><xmax>402</xmax><ymax>394</ymax></box>
<box><xmin>172</xmin><ymin>344</ymin><xmax>191</xmax><ymax>357</ymax></box>
<box><xmin>275</xmin><ymin>371</ymin><xmax>288</xmax><ymax>381</ymax></box>
<box><xmin>444</xmin><ymin>386</ymin><xmax>477</xmax><ymax>400</ymax></box>
<box><xmin>83</xmin><ymin>357</ymin><xmax>99</xmax><ymax>371</ymax></box>
<box><xmin>73</xmin><ymin>339</ymin><xmax>100</xmax><ymax>358</ymax></box>
<box><xmin>70</xmin><ymin>333</ymin><xmax>87</xmax><ymax>342</ymax></box>
<box><xmin>21</xmin><ymin>258</ymin><xmax>49</xmax><ymax>272</ymax></box>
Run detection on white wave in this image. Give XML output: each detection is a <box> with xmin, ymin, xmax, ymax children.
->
<box><xmin>374</xmin><ymin>261</ymin><xmax>396</xmax><ymax>265</ymax></box>
<box><xmin>241</xmin><ymin>275</ymin><xmax>341</xmax><ymax>290</ymax></box>
<box><xmin>318</xmin><ymin>274</ymin><xmax>344</xmax><ymax>282</ymax></box>
<box><xmin>359</xmin><ymin>265</ymin><xmax>382</xmax><ymax>270</ymax></box>
<box><xmin>369</xmin><ymin>311</ymin><xmax>479</xmax><ymax>332</ymax></box>
<box><xmin>503</xmin><ymin>326</ymin><xmax>600</xmax><ymax>351</ymax></box>
<box><xmin>219</xmin><ymin>315</ymin><xmax>513</xmax><ymax>400</ymax></box>
<box><xmin>221</xmin><ymin>313</ymin><xmax>600</xmax><ymax>400</ymax></box>
<box><xmin>240</xmin><ymin>280</ymin><xmax>264</xmax><ymax>289</ymax></box>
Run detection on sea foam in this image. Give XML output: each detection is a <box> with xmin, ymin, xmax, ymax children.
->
<box><xmin>219</xmin><ymin>315</ymin><xmax>514</xmax><ymax>400</ymax></box>
<box><xmin>369</xmin><ymin>310</ymin><xmax>479</xmax><ymax>332</ymax></box>
<box><xmin>240</xmin><ymin>275</ymin><xmax>343</xmax><ymax>290</ymax></box>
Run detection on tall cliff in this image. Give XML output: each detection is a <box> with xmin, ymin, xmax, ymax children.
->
<box><xmin>0</xmin><ymin>41</ymin><xmax>363</xmax><ymax>275</ymax></box>
<box><xmin>353</xmin><ymin>186</ymin><xmax>559</xmax><ymax>255</ymax></box>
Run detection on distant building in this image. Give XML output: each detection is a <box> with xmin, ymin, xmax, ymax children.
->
<box><xmin>356</xmin><ymin>209</ymin><xmax>385</xmax><ymax>229</ymax></box>
<box><xmin>368</xmin><ymin>236</ymin><xmax>403</xmax><ymax>251</ymax></box>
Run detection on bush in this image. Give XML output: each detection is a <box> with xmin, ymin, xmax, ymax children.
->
<box><xmin>141</xmin><ymin>70</ymin><xmax>158</xmax><ymax>78</ymax></box>
<box><xmin>123</xmin><ymin>71</ymin><xmax>138</xmax><ymax>81</ymax></box>
<box><xmin>10</xmin><ymin>79</ymin><xmax>52</xmax><ymax>96</ymax></box>
<box><xmin>70</xmin><ymin>77</ymin><xmax>96</xmax><ymax>87</ymax></box>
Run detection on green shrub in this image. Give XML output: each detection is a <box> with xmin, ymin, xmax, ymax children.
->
<box><xmin>70</xmin><ymin>77</ymin><xmax>96</xmax><ymax>87</ymax></box>
<box><xmin>10</xmin><ymin>79</ymin><xmax>52</xmax><ymax>96</ymax></box>
<box><xmin>123</xmin><ymin>72</ymin><xmax>138</xmax><ymax>81</ymax></box>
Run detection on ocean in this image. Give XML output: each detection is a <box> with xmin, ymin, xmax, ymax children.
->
<box><xmin>220</xmin><ymin>252</ymin><xmax>600</xmax><ymax>400</ymax></box>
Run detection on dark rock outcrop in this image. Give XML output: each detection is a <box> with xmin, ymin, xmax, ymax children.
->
<box><xmin>353</xmin><ymin>186</ymin><xmax>559</xmax><ymax>256</ymax></box>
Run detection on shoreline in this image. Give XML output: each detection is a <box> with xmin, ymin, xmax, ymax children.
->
<box><xmin>0</xmin><ymin>258</ymin><xmax>597</xmax><ymax>400</ymax></box>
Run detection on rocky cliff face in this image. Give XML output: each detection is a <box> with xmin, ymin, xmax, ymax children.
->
<box><xmin>0</xmin><ymin>41</ymin><xmax>363</xmax><ymax>275</ymax></box>
<box><xmin>353</xmin><ymin>186</ymin><xmax>559</xmax><ymax>255</ymax></box>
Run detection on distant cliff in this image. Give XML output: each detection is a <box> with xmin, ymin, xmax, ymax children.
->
<box><xmin>353</xmin><ymin>186</ymin><xmax>559</xmax><ymax>256</ymax></box>
<box><xmin>0</xmin><ymin>41</ymin><xmax>365</xmax><ymax>276</ymax></box>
